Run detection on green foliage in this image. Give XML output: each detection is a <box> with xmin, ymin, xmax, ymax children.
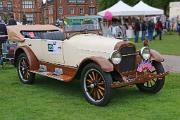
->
<box><xmin>2</xmin><ymin>13</ymin><xmax>8</xmax><ymax>24</ymax></box>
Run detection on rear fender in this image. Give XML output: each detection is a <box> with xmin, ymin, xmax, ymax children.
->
<box><xmin>14</xmin><ymin>46</ymin><xmax>39</xmax><ymax>70</ymax></box>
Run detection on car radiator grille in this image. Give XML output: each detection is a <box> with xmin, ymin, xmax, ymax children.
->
<box><xmin>118</xmin><ymin>46</ymin><xmax>136</xmax><ymax>73</ymax></box>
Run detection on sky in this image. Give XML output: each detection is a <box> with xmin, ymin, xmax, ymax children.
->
<box><xmin>43</xmin><ymin>0</ymin><xmax>46</xmax><ymax>3</ymax></box>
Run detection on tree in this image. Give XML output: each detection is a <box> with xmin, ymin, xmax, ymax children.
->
<box><xmin>2</xmin><ymin>13</ymin><xmax>8</xmax><ymax>24</ymax></box>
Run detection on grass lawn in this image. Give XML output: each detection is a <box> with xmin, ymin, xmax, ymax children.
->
<box><xmin>130</xmin><ymin>32</ymin><xmax>180</xmax><ymax>56</ymax></box>
<box><xmin>0</xmin><ymin>67</ymin><xmax>179</xmax><ymax>120</ymax></box>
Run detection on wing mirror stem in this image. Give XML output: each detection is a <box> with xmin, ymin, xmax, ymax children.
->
<box><xmin>143</xmin><ymin>40</ymin><xmax>149</xmax><ymax>47</ymax></box>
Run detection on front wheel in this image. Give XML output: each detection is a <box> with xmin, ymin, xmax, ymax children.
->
<box><xmin>81</xmin><ymin>63</ymin><xmax>112</xmax><ymax>106</ymax></box>
<box><xmin>17</xmin><ymin>53</ymin><xmax>35</xmax><ymax>84</ymax></box>
<box><xmin>136</xmin><ymin>61</ymin><xmax>165</xmax><ymax>93</ymax></box>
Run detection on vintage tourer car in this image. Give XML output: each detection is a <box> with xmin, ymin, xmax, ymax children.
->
<box><xmin>7</xmin><ymin>16</ymin><xmax>168</xmax><ymax>106</ymax></box>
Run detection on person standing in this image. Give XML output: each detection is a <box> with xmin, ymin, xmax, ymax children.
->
<box><xmin>8</xmin><ymin>15</ymin><xmax>17</xmax><ymax>25</ymax></box>
<box><xmin>177</xmin><ymin>16</ymin><xmax>180</xmax><ymax>36</ymax></box>
<box><xmin>122</xmin><ymin>23</ymin><xmax>128</xmax><ymax>38</ymax></box>
<box><xmin>106</xmin><ymin>21</ymin><xmax>113</xmax><ymax>38</ymax></box>
<box><xmin>0</xmin><ymin>17</ymin><xmax>8</xmax><ymax>64</ymax></box>
<box><xmin>22</xmin><ymin>14</ymin><xmax>27</xmax><ymax>25</ymax></box>
<box><xmin>165</xmin><ymin>18</ymin><xmax>170</xmax><ymax>32</ymax></box>
<box><xmin>133</xmin><ymin>19</ymin><xmax>140</xmax><ymax>43</ymax></box>
<box><xmin>172</xmin><ymin>18</ymin><xmax>176</xmax><ymax>31</ymax></box>
<box><xmin>147</xmin><ymin>18</ymin><xmax>155</xmax><ymax>41</ymax></box>
<box><xmin>141</xmin><ymin>19</ymin><xmax>147</xmax><ymax>41</ymax></box>
<box><xmin>0</xmin><ymin>18</ymin><xmax>8</xmax><ymax>43</ymax></box>
<box><xmin>155</xmin><ymin>19</ymin><xmax>163</xmax><ymax>40</ymax></box>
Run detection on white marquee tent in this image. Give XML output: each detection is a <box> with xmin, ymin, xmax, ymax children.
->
<box><xmin>98</xmin><ymin>1</ymin><xmax>134</xmax><ymax>16</ymax></box>
<box><xmin>98</xmin><ymin>1</ymin><xmax>164</xmax><ymax>17</ymax></box>
<box><xmin>131</xmin><ymin>1</ymin><xmax>164</xmax><ymax>16</ymax></box>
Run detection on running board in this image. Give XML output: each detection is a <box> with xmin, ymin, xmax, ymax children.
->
<box><xmin>31</xmin><ymin>71</ymin><xmax>72</xmax><ymax>82</ymax></box>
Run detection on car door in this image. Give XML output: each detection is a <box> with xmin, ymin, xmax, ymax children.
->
<box><xmin>24</xmin><ymin>38</ymin><xmax>44</xmax><ymax>61</ymax></box>
<box><xmin>41</xmin><ymin>39</ymin><xmax>65</xmax><ymax>64</ymax></box>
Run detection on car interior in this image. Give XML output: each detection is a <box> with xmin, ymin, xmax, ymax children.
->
<box><xmin>21</xmin><ymin>30</ymin><xmax>65</xmax><ymax>41</ymax></box>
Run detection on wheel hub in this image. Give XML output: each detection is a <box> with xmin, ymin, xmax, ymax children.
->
<box><xmin>89</xmin><ymin>80</ymin><xmax>99</xmax><ymax>88</ymax></box>
<box><xmin>89</xmin><ymin>84</ymin><xmax>95</xmax><ymax>88</ymax></box>
<box><xmin>93</xmin><ymin>80</ymin><xmax>98</xmax><ymax>86</ymax></box>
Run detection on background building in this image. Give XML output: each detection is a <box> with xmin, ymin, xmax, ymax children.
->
<box><xmin>13</xmin><ymin>0</ymin><xmax>42</xmax><ymax>24</ymax></box>
<box><xmin>0</xmin><ymin>0</ymin><xmax>99</xmax><ymax>24</ymax></box>
<box><xmin>169</xmin><ymin>2</ymin><xmax>180</xmax><ymax>19</ymax></box>
<box><xmin>42</xmin><ymin>0</ymin><xmax>54</xmax><ymax>24</ymax></box>
<box><xmin>43</xmin><ymin>0</ymin><xmax>99</xmax><ymax>24</ymax></box>
<box><xmin>0</xmin><ymin>0</ymin><xmax>13</xmax><ymax>23</ymax></box>
<box><xmin>0</xmin><ymin>0</ymin><xmax>42</xmax><ymax>24</ymax></box>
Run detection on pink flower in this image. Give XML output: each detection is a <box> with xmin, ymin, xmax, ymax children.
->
<box><xmin>137</xmin><ymin>62</ymin><xmax>153</xmax><ymax>72</ymax></box>
<box><xmin>137</xmin><ymin>67</ymin><xmax>143</xmax><ymax>72</ymax></box>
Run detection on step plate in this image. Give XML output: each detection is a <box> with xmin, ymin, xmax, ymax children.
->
<box><xmin>31</xmin><ymin>71</ymin><xmax>72</xmax><ymax>82</ymax></box>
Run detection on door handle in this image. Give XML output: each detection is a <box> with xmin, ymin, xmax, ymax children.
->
<box><xmin>58</xmin><ymin>47</ymin><xmax>61</xmax><ymax>49</ymax></box>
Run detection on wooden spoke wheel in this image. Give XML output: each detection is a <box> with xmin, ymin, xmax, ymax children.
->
<box><xmin>136</xmin><ymin>61</ymin><xmax>165</xmax><ymax>93</ymax></box>
<box><xmin>143</xmin><ymin>69</ymin><xmax>157</xmax><ymax>88</ymax></box>
<box><xmin>85</xmin><ymin>69</ymin><xmax>105</xmax><ymax>101</ymax></box>
<box><xmin>81</xmin><ymin>63</ymin><xmax>112</xmax><ymax>106</ymax></box>
<box><xmin>17</xmin><ymin>53</ymin><xmax>35</xmax><ymax>84</ymax></box>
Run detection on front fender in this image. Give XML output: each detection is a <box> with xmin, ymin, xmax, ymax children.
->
<box><xmin>79</xmin><ymin>56</ymin><xmax>114</xmax><ymax>72</ymax></box>
<box><xmin>150</xmin><ymin>49</ymin><xmax>164</xmax><ymax>62</ymax></box>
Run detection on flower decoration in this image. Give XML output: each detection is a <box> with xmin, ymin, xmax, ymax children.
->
<box><xmin>137</xmin><ymin>61</ymin><xmax>153</xmax><ymax>72</ymax></box>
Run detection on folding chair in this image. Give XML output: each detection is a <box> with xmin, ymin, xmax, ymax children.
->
<box><xmin>1</xmin><ymin>42</ymin><xmax>17</xmax><ymax>66</ymax></box>
<box><xmin>0</xmin><ymin>32</ymin><xmax>8</xmax><ymax>69</ymax></box>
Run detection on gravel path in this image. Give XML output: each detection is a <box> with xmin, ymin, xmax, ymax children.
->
<box><xmin>163</xmin><ymin>55</ymin><xmax>180</xmax><ymax>73</ymax></box>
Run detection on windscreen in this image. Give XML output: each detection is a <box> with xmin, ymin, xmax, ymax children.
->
<box><xmin>64</xmin><ymin>18</ymin><xmax>100</xmax><ymax>32</ymax></box>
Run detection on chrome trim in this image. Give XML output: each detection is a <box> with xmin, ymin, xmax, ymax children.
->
<box><xmin>121</xmin><ymin>53</ymin><xmax>137</xmax><ymax>57</ymax></box>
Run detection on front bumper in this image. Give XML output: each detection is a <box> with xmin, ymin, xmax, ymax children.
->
<box><xmin>111</xmin><ymin>71</ymin><xmax>169</xmax><ymax>88</ymax></box>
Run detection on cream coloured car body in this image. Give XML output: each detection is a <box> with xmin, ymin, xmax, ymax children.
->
<box><xmin>19</xmin><ymin>38</ymin><xmax>64</xmax><ymax>64</ymax></box>
<box><xmin>19</xmin><ymin>33</ymin><xmax>122</xmax><ymax>67</ymax></box>
<box><xmin>63</xmin><ymin>34</ymin><xmax>121</xmax><ymax>67</ymax></box>
<box><xmin>19</xmin><ymin>39</ymin><xmax>43</xmax><ymax>60</ymax></box>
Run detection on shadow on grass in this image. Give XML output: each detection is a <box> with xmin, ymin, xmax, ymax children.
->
<box><xmin>34</xmin><ymin>75</ymin><xmax>82</xmax><ymax>98</ymax></box>
<box><xmin>33</xmin><ymin>74</ymin><xmax>156</xmax><ymax>105</ymax></box>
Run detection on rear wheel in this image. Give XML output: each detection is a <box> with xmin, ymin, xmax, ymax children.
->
<box><xmin>136</xmin><ymin>61</ymin><xmax>165</xmax><ymax>93</ymax></box>
<box><xmin>17</xmin><ymin>53</ymin><xmax>35</xmax><ymax>84</ymax></box>
<box><xmin>81</xmin><ymin>63</ymin><xmax>112</xmax><ymax>106</ymax></box>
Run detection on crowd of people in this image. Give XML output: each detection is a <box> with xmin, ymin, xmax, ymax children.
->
<box><xmin>104</xmin><ymin>15</ymin><xmax>180</xmax><ymax>43</ymax></box>
<box><xmin>0</xmin><ymin>15</ymin><xmax>17</xmax><ymax>42</ymax></box>
<box><xmin>133</xmin><ymin>17</ymin><xmax>163</xmax><ymax>43</ymax></box>
<box><xmin>0</xmin><ymin>15</ymin><xmax>17</xmax><ymax>26</ymax></box>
